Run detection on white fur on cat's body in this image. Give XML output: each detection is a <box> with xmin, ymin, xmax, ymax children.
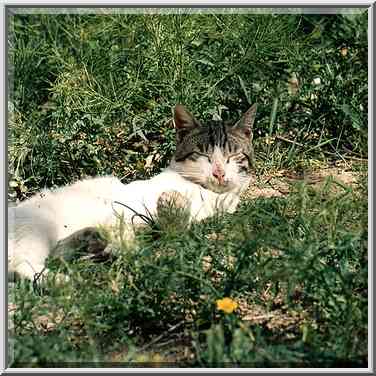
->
<box><xmin>9</xmin><ymin>168</ymin><xmax>244</xmax><ymax>280</ymax></box>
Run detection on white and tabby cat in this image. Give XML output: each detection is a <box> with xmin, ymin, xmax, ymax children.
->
<box><xmin>8</xmin><ymin>104</ymin><xmax>257</xmax><ymax>280</ymax></box>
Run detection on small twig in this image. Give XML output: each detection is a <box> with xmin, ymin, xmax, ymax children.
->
<box><xmin>140</xmin><ymin>321</ymin><xmax>185</xmax><ymax>352</ymax></box>
<box><xmin>343</xmin><ymin>146</ymin><xmax>367</xmax><ymax>159</ymax></box>
<box><xmin>343</xmin><ymin>155</ymin><xmax>368</xmax><ymax>162</ymax></box>
<box><xmin>245</xmin><ymin>313</ymin><xmax>275</xmax><ymax>321</ymax></box>
<box><xmin>264</xmin><ymin>175</ymin><xmax>274</xmax><ymax>184</ymax></box>
<box><xmin>264</xmin><ymin>183</ymin><xmax>289</xmax><ymax>196</ymax></box>
<box><xmin>151</xmin><ymin>338</ymin><xmax>179</xmax><ymax>349</ymax></box>
<box><xmin>275</xmin><ymin>135</ymin><xmax>304</xmax><ymax>148</ymax></box>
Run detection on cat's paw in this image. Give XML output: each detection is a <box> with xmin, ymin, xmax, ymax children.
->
<box><xmin>156</xmin><ymin>191</ymin><xmax>191</xmax><ymax>231</ymax></box>
<box><xmin>157</xmin><ymin>190</ymin><xmax>189</xmax><ymax>210</ymax></box>
<box><xmin>219</xmin><ymin>193</ymin><xmax>240</xmax><ymax>214</ymax></box>
<box><xmin>54</xmin><ymin>227</ymin><xmax>108</xmax><ymax>261</ymax></box>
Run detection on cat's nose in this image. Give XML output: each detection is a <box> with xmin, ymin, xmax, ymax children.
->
<box><xmin>213</xmin><ymin>169</ymin><xmax>225</xmax><ymax>184</ymax></box>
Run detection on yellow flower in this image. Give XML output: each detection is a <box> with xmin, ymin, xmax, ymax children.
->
<box><xmin>216</xmin><ymin>297</ymin><xmax>238</xmax><ymax>314</ymax></box>
<box><xmin>340</xmin><ymin>47</ymin><xmax>348</xmax><ymax>57</ymax></box>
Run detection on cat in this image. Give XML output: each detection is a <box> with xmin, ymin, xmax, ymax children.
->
<box><xmin>8</xmin><ymin>103</ymin><xmax>257</xmax><ymax>280</ymax></box>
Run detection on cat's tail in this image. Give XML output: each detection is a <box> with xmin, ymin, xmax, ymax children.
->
<box><xmin>8</xmin><ymin>206</ymin><xmax>58</xmax><ymax>280</ymax></box>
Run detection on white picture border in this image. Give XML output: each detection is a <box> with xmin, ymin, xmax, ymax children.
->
<box><xmin>1</xmin><ymin>1</ymin><xmax>374</xmax><ymax>373</ymax></box>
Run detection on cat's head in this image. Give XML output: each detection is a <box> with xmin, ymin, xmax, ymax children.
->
<box><xmin>169</xmin><ymin>104</ymin><xmax>257</xmax><ymax>194</ymax></box>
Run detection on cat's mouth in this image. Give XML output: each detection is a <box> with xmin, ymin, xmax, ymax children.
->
<box><xmin>174</xmin><ymin>169</ymin><xmax>238</xmax><ymax>194</ymax></box>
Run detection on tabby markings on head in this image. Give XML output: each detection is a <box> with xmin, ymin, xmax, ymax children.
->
<box><xmin>170</xmin><ymin>104</ymin><xmax>257</xmax><ymax>194</ymax></box>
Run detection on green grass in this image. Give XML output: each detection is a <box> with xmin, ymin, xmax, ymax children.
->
<box><xmin>8</xmin><ymin>10</ymin><xmax>368</xmax><ymax>368</ymax></box>
<box><xmin>8</xmin><ymin>11</ymin><xmax>368</xmax><ymax>198</ymax></box>
<box><xmin>9</xmin><ymin>174</ymin><xmax>367</xmax><ymax>367</ymax></box>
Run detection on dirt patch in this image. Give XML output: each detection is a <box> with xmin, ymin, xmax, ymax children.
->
<box><xmin>244</xmin><ymin>161</ymin><xmax>363</xmax><ymax>200</ymax></box>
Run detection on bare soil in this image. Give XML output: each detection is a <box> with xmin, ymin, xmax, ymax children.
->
<box><xmin>243</xmin><ymin>161</ymin><xmax>362</xmax><ymax>200</ymax></box>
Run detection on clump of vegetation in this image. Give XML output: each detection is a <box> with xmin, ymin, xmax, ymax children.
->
<box><xmin>8</xmin><ymin>11</ymin><xmax>367</xmax><ymax>198</ymax></box>
<box><xmin>10</xmin><ymin>175</ymin><xmax>367</xmax><ymax>367</ymax></box>
<box><xmin>8</xmin><ymin>9</ymin><xmax>368</xmax><ymax>368</ymax></box>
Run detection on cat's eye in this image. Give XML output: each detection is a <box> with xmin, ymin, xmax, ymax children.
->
<box><xmin>193</xmin><ymin>151</ymin><xmax>211</xmax><ymax>162</ymax></box>
<box><xmin>226</xmin><ymin>153</ymin><xmax>245</xmax><ymax>163</ymax></box>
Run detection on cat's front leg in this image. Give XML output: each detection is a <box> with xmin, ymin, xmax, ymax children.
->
<box><xmin>219</xmin><ymin>193</ymin><xmax>240</xmax><ymax>214</ymax></box>
<box><xmin>54</xmin><ymin>223</ymin><xmax>138</xmax><ymax>261</ymax></box>
<box><xmin>156</xmin><ymin>189</ymin><xmax>240</xmax><ymax>224</ymax></box>
<box><xmin>190</xmin><ymin>189</ymin><xmax>240</xmax><ymax>221</ymax></box>
<box><xmin>53</xmin><ymin>227</ymin><xmax>110</xmax><ymax>262</ymax></box>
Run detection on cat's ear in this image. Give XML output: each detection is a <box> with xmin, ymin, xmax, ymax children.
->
<box><xmin>173</xmin><ymin>105</ymin><xmax>201</xmax><ymax>131</ymax></box>
<box><xmin>233</xmin><ymin>104</ymin><xmax>257</xmax><ymax>139</ymax></box>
